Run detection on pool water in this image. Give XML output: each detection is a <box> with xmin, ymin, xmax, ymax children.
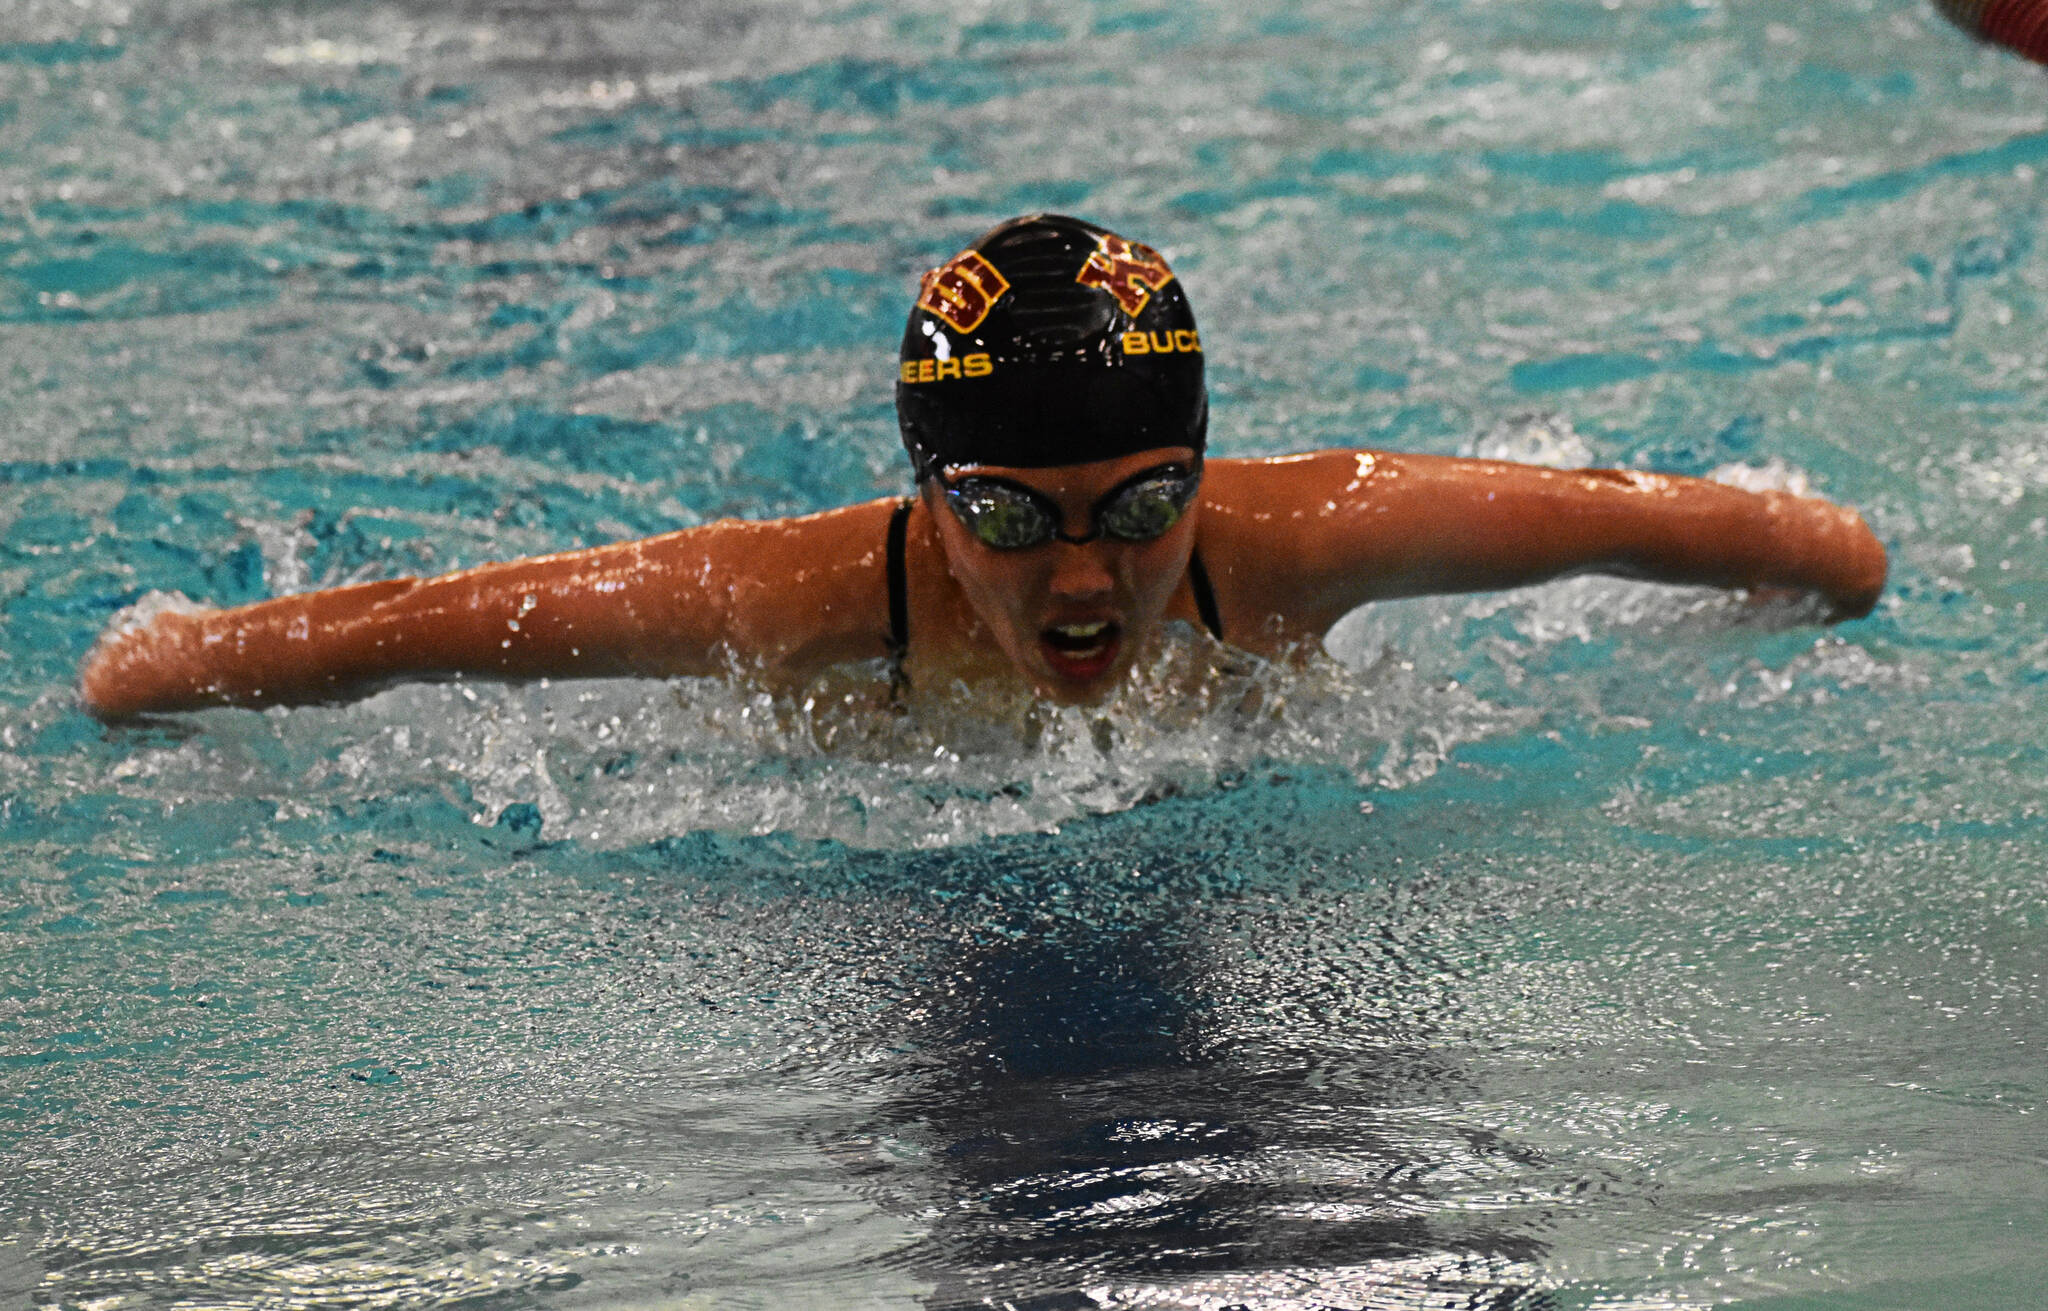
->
<box><xmin>4</xmin><ymin>0</ymin><xmax>2046</xmax><ymax>1306</ymax></box>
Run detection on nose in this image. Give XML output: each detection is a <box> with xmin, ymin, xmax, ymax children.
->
<box><xmin>1046</xmin><ymin>540</ymin><xmax>1115</xmax><ymax>602</ymax></box>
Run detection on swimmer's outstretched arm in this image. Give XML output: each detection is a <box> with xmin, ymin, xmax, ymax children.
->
<box><xmin>1200</xmin><ymin>450</ymin><xmax>1888</xmax><ymax>637</ymax></box>
<box><xmin>79</xmin><ymin>500</ymin><xmax>900</xmax><ymax>720</ymax></box>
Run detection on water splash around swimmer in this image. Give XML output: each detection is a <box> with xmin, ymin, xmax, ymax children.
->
<box><xmin>84</xmin><ymin>574</ymin><xmax>1832</xmax><ymax>853</ymax></box>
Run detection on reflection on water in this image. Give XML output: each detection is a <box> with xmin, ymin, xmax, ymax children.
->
<box><xmin>837</xmin><ymin>863</ymin><xmax>1555</xmax><ymax>1309</ymax></box>
<box><xmin>6</xmin><ymin>769</ymin><xmax>2044</xmax><ymax>1307</ymax></box>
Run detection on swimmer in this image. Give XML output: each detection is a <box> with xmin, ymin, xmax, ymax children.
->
<box><xmin>78</xmin><ymin>214</ymin><xmax>1888</xmax><ymax>721</ymax></box>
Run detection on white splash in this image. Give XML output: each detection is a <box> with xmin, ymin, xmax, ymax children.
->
<box><xmin>1466</xmin><ymin>413</ymin><xmax>1596</xmax><ymax>467</ymax></box>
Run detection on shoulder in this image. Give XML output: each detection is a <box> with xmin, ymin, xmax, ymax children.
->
<box><xmin>674</xmin><ymin>496</ymin><xmax>913</xmax><ymax>678</ymax></box>
<box><xmin>1196</xmin><ymin>449</ymin><xmax>1406</xmax><ymax>530</ymax></box>
<box><xmin>1195</xmin><ymin>449</ymin><xmax>1398</xmax><ymax>553</ymax></box>
<box><xmin>629</xmin><ymin>496</ymin><xmax>905</xmax><ymax>579</ymax></box>
<box><xmin>1188</xmin><ymin>453</ymin><xmax>1382</xmax><ymax>645</ymax></box>
<box><xmin>1201</xmin><ymin>447</ymin><xmax>1381</xmax><ymax>493</ymax></box>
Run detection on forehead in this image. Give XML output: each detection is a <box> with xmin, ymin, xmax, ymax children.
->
<box><xmin>944</xmin><ymin>447</ymin><xmax>1196</xmax><ymax>495</ymax></box>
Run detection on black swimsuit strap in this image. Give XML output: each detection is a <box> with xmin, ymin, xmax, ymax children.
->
<box><xmin>1188</xmin><ymin>547</ymin><xmax>1224</xmax><ymax>642</ymax></box>
<box><xmin>886</xmin><ymin>497</ymin><xmax>913</xmax><ymax>664</ymax></box>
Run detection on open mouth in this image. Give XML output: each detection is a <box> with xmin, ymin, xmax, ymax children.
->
<box><xmin>1039</xmin><ymin>620</ymin><xmax>1122</xmax><ymax>682</ymax></box>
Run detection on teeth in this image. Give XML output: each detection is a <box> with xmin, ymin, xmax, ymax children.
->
<box><xmin>1056</xmin><ymin>622</ymin><xmax>1108</xmax><ymax>638</ymax></box>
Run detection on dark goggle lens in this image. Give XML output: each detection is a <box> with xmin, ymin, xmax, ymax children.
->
<box><xmin>1099</xmin><ymin>475</ymin><xmax>1194</xmax><ymax>542</ymax></box>
<box><xmin>950</xmin><ymin>484</ymin><xmax>1056</xmax><ymax>550</ymax></box>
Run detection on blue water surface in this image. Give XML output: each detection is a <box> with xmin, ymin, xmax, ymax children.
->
<box><xmin>3</xmin><ymin>0</ymin><xmax>2046</xmax><ymax>1306</ymax></box>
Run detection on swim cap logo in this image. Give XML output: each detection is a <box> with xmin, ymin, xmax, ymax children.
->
<box><xmin>917</xmin><ymin>251</ymin><xmax>1010</xmax><ymax>335</ymax></box>
<box><xmin>1076</xmin><ymin>235</ymin><xmax>1176</xmax><ymax>317</ymax></box>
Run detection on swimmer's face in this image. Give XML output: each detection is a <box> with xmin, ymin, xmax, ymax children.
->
<box><xmin>923</xmin><ymin>447</ymin><xmax>1200</xmax><ymax>703</ymax></box>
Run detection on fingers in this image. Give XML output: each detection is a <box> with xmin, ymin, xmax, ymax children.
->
<box><xmin>79</xmin><ymin>611</ymin><xmax>201</xmax><ymax>719</ymax></box>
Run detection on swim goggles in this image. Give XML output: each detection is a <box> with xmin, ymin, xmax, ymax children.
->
<box><xmin>940</xmin><ymin>461</ymin><xmax>1202</xmax><ymax>551</ymax></box>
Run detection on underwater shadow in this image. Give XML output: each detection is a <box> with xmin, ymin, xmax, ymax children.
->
<box><xmin>836</xmin><ymin>852</ymin><xmax>1560</xmax><ymax>1311</ymax></box>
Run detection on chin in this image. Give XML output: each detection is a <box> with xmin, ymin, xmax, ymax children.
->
<box><xmin>1035</xmin><ymin>676</ymin><xmax>1117</xmax><ymax>707</ymax></box>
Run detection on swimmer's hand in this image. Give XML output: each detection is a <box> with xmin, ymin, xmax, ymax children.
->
<box><xmin>80</xmin><ymin>593</ymin><xmax>223</xmax><ymax>720</ymax></box>
<box><xmin>78</xmin><ymin>580</ymin><xmax>424</xmax><ymax>719</ymax></box>
<box><xmin>1777</xmin><ymin>498</ymin><xmax>1887</xmax><ymax>623</ymax></box>
<box><xmin>78</xmin><ymin>571</ymin><xmax>618</xmax><ymax>720</ymax></box>
<box><xmin>1729</xmin><ymin>505</ymin><xmax>1885</xmax><ymax>624</ymax></box>
<box><xmin>1593</xmin><ymin>472</ymin><xmax>1888</xmax><ymax>623</ymax></box>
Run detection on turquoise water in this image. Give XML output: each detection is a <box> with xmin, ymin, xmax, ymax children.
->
<box><xmin>4</xmin><ymin>0</ymin><xmax>2046</xmax><ymax>1305</ymax></box>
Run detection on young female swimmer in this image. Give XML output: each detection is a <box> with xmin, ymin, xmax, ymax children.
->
<box><xmin>78</xmin><ymin>215</ymin><xmax>1888</xmax><ymax>721</ymax></box>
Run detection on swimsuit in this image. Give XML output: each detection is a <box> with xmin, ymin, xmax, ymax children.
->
<box><xmin>883</xmin><ymin>499</ymin><xmax>1223</xmax><ymax>679</ymax></box>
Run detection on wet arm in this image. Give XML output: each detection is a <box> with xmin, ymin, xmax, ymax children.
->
<box><xmin>1204</xmin><ymin>451</ymin><xmax>1888</xmax><ymax>634</ymax></box>
<box><xmin>79</xmin><ymin>503</ymin><xmax>896</xmax><ymax>719</ymax></box>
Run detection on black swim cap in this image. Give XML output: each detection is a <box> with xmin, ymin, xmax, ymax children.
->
<box><xmin>896</xmin><ymin>214</ymin><xmax>1207</xmax><ymax>480</ymax></box>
